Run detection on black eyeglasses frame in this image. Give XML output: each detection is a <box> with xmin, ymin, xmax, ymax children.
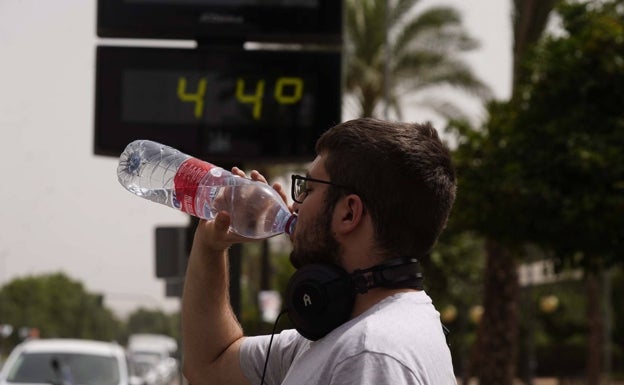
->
<box><xmin>290</xmin><ymin>174</ymin><xmax>348</xmax><ymax>204</ymax></box>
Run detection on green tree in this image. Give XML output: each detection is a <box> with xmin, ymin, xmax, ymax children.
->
<box><xmin>0</xmin><ymin>273</ymin><xmax>122</xmax><ymax>352</ymax></box>
<box><xmin>126</xmin><ymin>308</ymin><xmax>179</xmax><ymax>337</ymax></box>
<box><xmin>452</xmin><ymin>1</ymin><xmax>624</xmax><ymax>383</ymax></box>
<box><xmin>448</xmin><ymin>1</ymin><xmax>557</xmax><ymax>383</ymax></box>
<box><xmin>508</xmin><ymin>2</ymin><xmax>624</xmax><ymax>382</ymax></box>
<box><xmin>511</xmin><ymin>0</ymin><xmax>624</xmax><ymax>268</ymax></box>
<box><xmin>344</xmin><ymin>0</ymin><xmax>491</xmax><ymax>119</ymax></box>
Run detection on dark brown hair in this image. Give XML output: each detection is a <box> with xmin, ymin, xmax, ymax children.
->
<box><xmin>316</xmin><ymin>118</ymin><xmax>456</xmax><ymax>259</ymax></box>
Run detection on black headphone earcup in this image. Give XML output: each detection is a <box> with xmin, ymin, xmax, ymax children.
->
<box><xmin>285</xmin><ymin>264</ymin><xmax>355</xmax><ymax>341</ymax></box>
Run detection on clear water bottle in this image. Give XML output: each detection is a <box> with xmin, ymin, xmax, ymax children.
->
<box><xmin>117</xmin><ymin>140</ymin><xmax>296</xmax><ymax>239</ymax></box>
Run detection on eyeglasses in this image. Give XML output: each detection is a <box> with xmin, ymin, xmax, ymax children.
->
<box><xmin>290</xmin><ymin>174</ymin><xmax>347</xmax><ymax>204</ymax></box>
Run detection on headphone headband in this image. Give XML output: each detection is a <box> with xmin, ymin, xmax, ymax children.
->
<box><xmin>351</xmin><ymin>257</ymin><xmax>424</xmax><ymax>294</ymax></box>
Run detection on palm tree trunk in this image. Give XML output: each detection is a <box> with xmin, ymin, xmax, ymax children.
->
<box><xmin>586</xmin><ymin>270</ymin><xmax>604</xmax><ymax>385</ymax></box>
<box><xmin>475</xmin><ymin>239</ymin><xmax>519</xmax><ymax>385</ymax></box>
<box><xmin>361</xmin><ymin>92</ymin><xmax>376</xmax><ymax>118</ymax></box>
<box><xmin>512</xmin><ymin>0</ymin><xmax>557</xmax><ymax>91</ymax></box>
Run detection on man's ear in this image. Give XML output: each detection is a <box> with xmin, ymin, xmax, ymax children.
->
<box><xmin>334</xmin><ymin>194</ymin><xmax>365</xmax><ymax>233</ymax></box>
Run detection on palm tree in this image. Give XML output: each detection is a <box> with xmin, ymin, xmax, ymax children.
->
<box><xmin>344</xmin><ymin>0</ymin><xmax>492</xmax><ymax>120</ymax></box>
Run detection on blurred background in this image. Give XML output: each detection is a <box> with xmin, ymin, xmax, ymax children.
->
<box><xmin>1</xmin><ymin>1</ymin><xmax>623</xmax><ymax>385</ymax></box>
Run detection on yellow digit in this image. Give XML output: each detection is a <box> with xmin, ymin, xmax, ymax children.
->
<box><xmin>236</xmin><ymin>78</ymin><xmax>265</xmax><ymax>120</ymax></box>
<box><xmin>274</xmin><ymin>77</ymin><xmax>303</xmax><ymax>104</ymax></box>
<box><xmin>177</xmin><ymin>77</ymin><xmax>207</xmax><ymax>119</ymax></box>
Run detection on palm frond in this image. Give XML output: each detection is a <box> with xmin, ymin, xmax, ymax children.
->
<box><xmin>389</xmin><ymin>0</ymin><xmax>421</xmax><ymax>25</ymax></box>
<box><xmin>416</xmin><ymin>98</ymin><xmax>471</xmax><ymax>122</ymax></box>
<box><xmin>394</xmin><ymin>7</ymin><xmax>476</xmax><ymax>55</ymax></box>
<box><xmin>396</xmin><ymin>58</ymin><xmax>492</xmax><ymax>99</ymax></box>
<box><xmin>344</xmin><ymin>0</ymin><xmax>490</xmax><ymax>121</ymax></box>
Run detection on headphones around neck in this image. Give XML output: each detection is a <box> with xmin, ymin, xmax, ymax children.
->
<box><xmin>284</xmin><ymin>257</ymin><xmax>424</xmax><ymax>341</ymax></box>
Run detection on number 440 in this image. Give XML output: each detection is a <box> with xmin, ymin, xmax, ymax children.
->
<box><xmin>177</xmin><ymin>77</ymin><xmax>304</xmax><ymax>120</ymax></box>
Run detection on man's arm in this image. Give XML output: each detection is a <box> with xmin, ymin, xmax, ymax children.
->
<box><xmin>182</xmin><ymin>168</ymin><xmax>290</xmax><ymax>385</ymax></box>
<box><xmin>181</xmin><ymin>212</ymin><xmax>251</xmax><ymax>385</ymax></box>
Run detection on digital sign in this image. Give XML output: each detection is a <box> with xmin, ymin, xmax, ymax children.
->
<box><xmin>97</xmin><ymin>0</ymin><xmax>342</xmax><ymax>43</ymax></box>
<box><xmin>122</xmin><ymin>70</ymin><xmax>312</xmax><ymax>124</ymax></box>
<box><xmin>94</xmin><ymin>45</ymin><xmax>341</xmax><ymax>162</ymax></box>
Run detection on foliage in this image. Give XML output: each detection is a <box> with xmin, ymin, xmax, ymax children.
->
<box><xmin>0</xmin><ymin>273</ymin><xmax>122</xmax><ymax>353</ymax></box>
<box><xmin>449</xmin><ymin>1</ymin><xmax>624</xmax><ymax>382</ymax></box>
<box><xmin>427</xmin><ymin>230</ymin><xmax>485</xmax><ymax>375</ymax></box>
<box><xmin>239</xmin><ymin>242</ymin><xmax>296</xmax><ymax>335</ymax></box>
<box><xmin>450</xmin><ymin>0</ymin><xmax>624</xmax><ymax>269</ymax></box>
<box><xmin>519</xmin><ymin>280</ymin><xmax>588</xmax><ymax>378</ymax></box>
<box><xmin>126</xmin><ymin>308</ymin><xmax>180</xmax><ymax>342</ymax></box>
<box><xmin>515</xmin><ymin>267</ymin><xmax>624</xmax><ymax>379</ymax></box>
<box><xmin>343</xmin><ymin>0</ymin><xmax>491</xmax><ymax>119</ymax></box>
<box><xmin>239</xmin><ymin>242</ymin><xmax>268</xmax><ymax>334</ymax></box>
<box><xmin>0</xmin><ymin>273</ymin><xmax>183</xmax><ymax>358</ymax></box>
<box><xmin>426</xmin><ymin>231</ymin><xmax>485</xmax><ymax>310</ymax></box>
<box><xmin>509</xmin><ymin>0</ymin><xmax>624</xmax><ymax>268</ymax></box>
<box><xmin>447</xmin><ymin>102</ymin><xmax>528</xmax><ymax>245</ymax></box>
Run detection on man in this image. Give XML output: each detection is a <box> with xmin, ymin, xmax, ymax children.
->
<box><xmin>182</xmin><ymin>118</ymin><xmax>457</xmax><ymax>385</ymax></box>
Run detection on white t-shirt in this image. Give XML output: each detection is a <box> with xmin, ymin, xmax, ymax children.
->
<box><xmin>240</xmin><ymin>291</ymin><xmax>456</xmax><ymax>385</ymax></box>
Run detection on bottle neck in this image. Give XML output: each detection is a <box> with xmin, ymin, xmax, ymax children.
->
<box><xmin>285</xmin><ymin>214</ymin><xmax>297</xmax><ymax>235</ymax></box>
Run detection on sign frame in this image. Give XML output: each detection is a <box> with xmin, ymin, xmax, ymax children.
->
<box><xmin>94</xmin><ymin>45</ymin><xmax>341</xmax><ymax>162</ymax></box>
<box><xmin>97</xmin><ymin>0</ymin><xmax>342</xmax><ymax>44</ymax></box>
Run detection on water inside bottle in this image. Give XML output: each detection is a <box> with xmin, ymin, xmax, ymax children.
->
<box><xmin>196</xmin><ymin>183</ymin><xmax>291</xmax><ymax>238</ymax></box>
<box><xmin>125</xmin><ymin>186</ymin><xmax>173</xmax><ymax>207</ymax></box>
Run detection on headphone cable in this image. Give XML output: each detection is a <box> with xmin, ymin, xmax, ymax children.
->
<box><xmin>260</xmin><ymin>309</ymin><xmax>287</xmax><ymax>385</ymax></box>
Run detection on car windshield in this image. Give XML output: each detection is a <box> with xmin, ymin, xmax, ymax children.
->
<box><xmin>6</xmin><ymin>352</ymin><xmax>120</xmax><ymax>385</ymax></box>
<box><xmin>130</xmin><ymin>352</ymin><xmax>162</xmax><ymax>364</ymax></box>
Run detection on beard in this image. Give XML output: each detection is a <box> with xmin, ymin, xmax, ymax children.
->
<box><xmin>289</xmin><ymin>199</ymin><xmax>341</xmax><ymax>269</ymax></box>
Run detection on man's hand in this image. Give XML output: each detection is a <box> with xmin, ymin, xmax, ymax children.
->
<box><xmin>193</xmin><ymin>166</ymin><xmax>291</xmax><ymax>254</ymax></box>
<box><xmin>234</xmin><ymin>167</ymin><xmax>292</xmax><ymax>211</ymax></box>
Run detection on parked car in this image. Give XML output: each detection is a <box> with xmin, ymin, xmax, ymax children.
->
<box><xmin>127</xmin><ymin>335</ymin><xmax>178</xmax><ymax>385</ymax></box>
<box><xmin>0</xmin><ymin>339</ymin><xmax>143</xmax><ymax>385</ymax></box>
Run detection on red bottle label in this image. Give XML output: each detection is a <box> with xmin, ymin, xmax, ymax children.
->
<box><xmin>173</xmin><ymin>158</ymin><xmax>214</xmax><ymax>216</ymax></box>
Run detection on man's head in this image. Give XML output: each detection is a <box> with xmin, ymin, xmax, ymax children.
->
<box><xmin>290</xmin><ymin>118</ymin><xmax>456</xmax><ymax>267</ymax></box>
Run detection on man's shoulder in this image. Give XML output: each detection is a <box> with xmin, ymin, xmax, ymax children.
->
<box><xmin>348</xmin><ymin>291</ymin><xmax>439</xmax><ymax>333</ymax></box>
<box><xmin>329</xmin><ymin>291</ymin><xmax>442</xmax><ymax>350</ymax></box>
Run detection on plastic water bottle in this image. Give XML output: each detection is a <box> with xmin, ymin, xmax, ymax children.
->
<box><xmin>117</xmin><ymin>140</ymin><xmax>296</xmax><ymax>239</ymax></box>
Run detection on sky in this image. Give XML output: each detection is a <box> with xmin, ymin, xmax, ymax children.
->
<box><xmin>0</xmin><ymin>0</ymin><xmax>512</xmax><ymax>319</ymax></box>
